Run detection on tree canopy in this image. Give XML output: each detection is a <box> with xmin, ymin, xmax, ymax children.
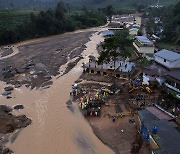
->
<box><xmin>98</xmin><ymin>30</ymin><xmax>133</xmax><ymax>65</ymax></box>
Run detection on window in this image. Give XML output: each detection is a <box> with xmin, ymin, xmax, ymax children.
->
<box><xmin>164</xmin><ymin>59</ymin><xmax>166</xmax><ymax>62</ymax></box>
<box><xmin>116</xmin><ymin>74</ymin><xmax>120</xmax><ymax>78</ymax></box>
<box><xmin>91</xmin><ymin>70</ymin><xmax>94</xmax><ymax>74</ymax></box>
<box><xmin>103</xmin><ymin>72</ymin><xmax>107</xmax><ymax>75</ymax></box>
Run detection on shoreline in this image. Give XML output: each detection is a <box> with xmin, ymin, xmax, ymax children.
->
<box><xmin>0</xmin><ymin>27</ymin><xmax>115</xmax><ymax>154</ymax></box>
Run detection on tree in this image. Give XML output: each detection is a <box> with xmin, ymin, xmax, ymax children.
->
<box><xmin>106</xmin><ymin>5</ymin><xmax>114</xmax><ymax>23</ymax></box>
<box><xmin>55</xmin><ymin>1</ymin><xmax>67</xmax><ymax>20</ymax></box>
<box><xmin>98</xmin><ymin>30</ymin><xmax>133</xmax><ymax>70</ymax></box>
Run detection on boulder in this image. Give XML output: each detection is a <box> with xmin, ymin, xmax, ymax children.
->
<box><xmin>15</xmin><ymin>83</ymin><xmax>21</xmax><ymax>88</ymax></box>
<box><xmin>3</xmin><ymin>72</ymin><xmax>14</xmax><ymax>79</ymax></box>
<box><xmin>16</xmin><ymin>68</ymin><xmax>26</xmax><ymax>73</ymax></box>
<box><xmin>13</xmin><ymin>104</ymin><xmax>24</xmax><ymax>110</ymax></box>
<box><xmin>2</xmin><ymin>91</ymin><xmax>11</xmax><ymax>96</ymax></box>
<box><xmin>0</xmin><ymin>105</ymin><xmax>13</xmax><ymax>112</ymax></box>
<box><xmin>4</xmin><ymin>86</ymin><xmax>14</xmax><ymax>91</ymax></box>
<box><xmin>6</xmin><ymin>96</ymin><xmax>12</xmax><ymax>99</ymax></box>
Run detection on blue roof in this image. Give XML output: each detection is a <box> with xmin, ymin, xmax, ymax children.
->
<box><xmin>136</xmin><ymin>36</ymin><xmax>153</xmax><ymax>44</ymax></box>
<box><xmin>155</xmin><ymin>49</ymin><xmax>180</xmax><ymax>61</ymax></box>
<box><xmin>101</xmin><ymin>30</ymin><xmax>115</xmax><ymax>36</ymax></box>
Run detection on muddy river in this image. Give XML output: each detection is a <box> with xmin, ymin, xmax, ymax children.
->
<box><xmin>0</xmin><ymin>27</ymin><xmax>114</xmax><ymax>154</ymax></box>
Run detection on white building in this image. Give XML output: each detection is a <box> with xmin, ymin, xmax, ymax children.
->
<box><xmin>143</xmin><ymin>49</ymin><xmax>180</xmax><ymax>85</ymax></box>
<box><xmin>133</xmin><ymin>36</ymin><xmax>155</xmax><ymax>55</ymax></box>
<box><xmin>143</xmin><ymin>64</ymin><xmax>167</xmax><ymax>85</ymax></box>
<box><xmin>129</xmin><ymin>28</ymin><xmax>139</xmax><ymax>36</ymax></box>
<box><xmin>154</xmin><ymin>49</ymin><xmax>180</xmax><ymax>69</ymax></box>
<box><xmin>164</xmin><ymin>70</ymin><xmax>180</xmax><ymax>99</ymax></box>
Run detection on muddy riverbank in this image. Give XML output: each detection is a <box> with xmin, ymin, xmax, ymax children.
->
<box><xmin>0</xmin><ymin>30</ymin><xmax>94</xmax><ymax>89</ymax></box>
<box><xmin>0</xmin><ymin>27</ymin><xmax>114</xmax><ymax>154</ymax></box>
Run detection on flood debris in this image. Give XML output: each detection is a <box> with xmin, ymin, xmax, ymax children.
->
<box><xmin>13</xmin><ymin>105</ymin><xmax>24</xmax><ymax>110</ymax></box>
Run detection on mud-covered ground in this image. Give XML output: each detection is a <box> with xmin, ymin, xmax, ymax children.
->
<box><xmin>0</xmin><ymin>30</ymin><xmax>95</xmax><ymax>153</ymax></box>
<box><xmin>0</xmin><ymin>105</ymin><xmax>31</xmax><ymax>154</ymax></box>
<box><xmin>0</xmin><ymin>31</ymin><xmax>94</xmax><ymax>89</ymax></box>
<box><xmin>72</xmin><ymin>82</ymin><xmax>154</xmax><ymax>154</ymax></box>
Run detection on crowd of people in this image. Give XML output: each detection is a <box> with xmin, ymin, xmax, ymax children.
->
<box><xmin>71</xmin><ymin>84</ymin><xmax>110</xmax><ymax>117</ymax></box>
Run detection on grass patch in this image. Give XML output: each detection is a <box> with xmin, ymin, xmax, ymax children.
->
<box><xmin>157</xmin><ymin>41</ymin><xmax>180</xmax><ymax>51</ymax></box>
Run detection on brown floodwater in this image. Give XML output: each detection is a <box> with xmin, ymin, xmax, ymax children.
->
<box><xmin>0</xmin><ymin>28</ymin><xmax>114</xmax><ymax>154</ymax></box>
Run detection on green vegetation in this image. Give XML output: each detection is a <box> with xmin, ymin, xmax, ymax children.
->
<box><xmin>137</xmin><ymin>58</ymin><xmax>151</xmax><ymax>67</ymax></box>
<box><xmin>146</xmin><ymin>2</ymin><xmax>180</xmax><ymax>48</ymax></box>
<box><xmin>0</xmin><ymin>10</ymin><xmax>39</xmax><ymax>31</ymax></box>
<box><xmin>0</xmin><ymin>0</ymin><xmax>179</xmax><ymax>11</ymax></box>
<box><xmin>0</xmin><ymin>1</ymin><xmax>106</xmax><ymax>45</ymax></box>
<box><xmin>98</xmin><ymin>30</ymin><xmax>133</xmax><ymax>66</ymax></box>
<box><xmin>157</xmin><ymin>41</ymin><xmax>180</xmax><ymax>50</ymax></box>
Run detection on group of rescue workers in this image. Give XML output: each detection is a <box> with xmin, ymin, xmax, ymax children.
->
<box><xmin>71</xmin><ymin>84</ymin><xmax>110</xmax><ymax>117</ymax></box>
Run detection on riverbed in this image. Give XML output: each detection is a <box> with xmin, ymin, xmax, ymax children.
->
<box><xmin>0</xmin><ymin>27</ymin><xmax>114</xmax><ymax>154</ymax></box>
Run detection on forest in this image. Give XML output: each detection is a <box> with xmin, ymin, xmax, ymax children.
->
<box><xmin>0</xmin><ymin>0</ymin><xmax>180</xmax><ymax>45</ymax></box>
<box><xmin>0</xmin><ymin>0</ymin><xmax>179</xmax><ymax>10</ymax></box>
<box><xmin>0</xmin><ymin>1</ymin><xmax>106</xmax><ymax>45</ymax></box>
<box><xmin>146</xmin><ymin>2</ymin><xmax>180</xmax><ymax>47</ymax></box>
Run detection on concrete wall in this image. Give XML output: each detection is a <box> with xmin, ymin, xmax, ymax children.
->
<box><xmin>133</xmin><ymin>42</ymin><xmax>154</xmax><ymax>55</ymax></box>
<box><xmin>135</xmin><ymin>17</ymin><xmax>141</xmax><ymax>25</ymax></box>
<box><xmin>129</xmin><ymin>30</ymin><xmax>138</xmax><ymax>35</ymax></box>
<box><xmin>155</xmin><ymin>56</ymin><xmax>180</xmax><ymax>69</ymax></box>
<box><xmin>143</xmin><ymin>73</ymin><xmax>165</xmax><ymax>85</ymax></box>
<box><xmin>139</xmin><ymin>46</ymin><xmax>154</xmax><ymax>54</ymax></box>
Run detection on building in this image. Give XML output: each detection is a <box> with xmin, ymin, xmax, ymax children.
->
<box><xmin>154</xmin><ymin>49</ymin><xmax>180</xmax><ymax>69</ymax></box>
<box><xmin>83</xmin><ymin>60</ymin><xmax>135</xmax><ymax>80</ymax></box>
<box><xmin>133</xmin><ymin>36</ymin><xmax>155</xmax><ymax>55</ymax></box>
<box><xmin>129</xmin><ymin>28</ymin><xmax>139</xmax><ymax>36</ymax></box>
<box><xmin>138</xmin><ymin>106</ymin><xmax>180</xmax><ymax>154</ymax></box>
<box><xmin>143</xmin><ymin>49</ymin><xmax>180</xmax><ymax>85</ymax></box>
<box><xmin>108</xmin><ymin>22</ymin><xmax>124</xmax><ymax>30</ymax></box>
<box><xmin>101</xmin><ymin>30</ymin><xmax>115</xmax><ymax>38</ymax></box>
<box><xmin>143</xmin><ymin>64</ymin><xmax>168</xmax><ymax>85</ymax></box>
<box><xmin>164</xmin><ymin>70</ymin><xmax>180</xmax><ymax>99</ymax></box>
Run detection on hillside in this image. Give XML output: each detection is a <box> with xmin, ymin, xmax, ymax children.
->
<box><xmin>0</xmin><ymin>0</ymin><xmax>179</xmax><ymax>10</ymax></box>
<box><xmin>0</xmin><ymin>10</ymin><xmax>39</xmax><ymax>31</ymax></box>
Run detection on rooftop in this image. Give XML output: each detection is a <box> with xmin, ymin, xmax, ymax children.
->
<box><xmin>101</xmin><ymin>30</ymin><xmax>115</xmax><ymax>37</ymax></box>
<box><xmin>155</xmin><ymin>49</ymin><xmax>180</xmax><ymax>61</ymax></box>
<box><xmin>135</xmin><ymin>36</ymin><xmax>153</xmax><ymax>45</ymax></box>
<box><xmin>129</xmin><ymin>28</ymin><xmax>139</xmax><ymax>32</ymax></box>
<box><xmin>143</xmin><ymin>63</ymin><xmax>168</xmax><ymax>76</ymax></box>
<box><xmin>84</xmin><ymin>60</ymin><xmax>135</xmax><ymax>73</ymax></box>
<box><xmin>166</xmin><ymin>70</ymin><xmax>180</xmax><ymax>81</ymax></box>
<box><xmin>138</xmin><ymin>108</ymin><xmax>180</xmax><ymax>154</ymax></box>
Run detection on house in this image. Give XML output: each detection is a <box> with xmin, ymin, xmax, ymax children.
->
<box><xmin>138</xmin><ymin>106</ymin><xmax>180</xmax><ymax>154</ymax></box>
<box><xmin>108</xmin><ymin>22</ymin><xmax>124</xmax><ymax>30</ymax></box>
<box><xmin>164</xmin><ymin>70</ymin><xmax>180</xmax><ymax>99</ymax></box>
<box><xmin>154</xmin><ymin>49</ymin><xmax>180</xmax><ymax>69</ymax></box>
<box><xmin>143</xmin><ymin>64</ymin><xmax>168</xmax><ymax>85</ymax></box>
<box><xmin>133</xmin><ymin>36</ymin><xmax>155</xmax><ymax>55</ymax></box>
<box><xmin>101</xmin><ymin>30</ymin><xmax>115</xmax><ymax>38</ymax></box>
<box><xmin>143</xmin><ymin>50</ymin><xmax>180</xmax><ymax>85</ymax></box>
<box><xmin>83</xmin><ymin>60</ymin><xmax>135</xmax><ymax>80</ymax></box>
<box><xmin>129</xmin><ymin>28</ymin><xmax>139</xmax><ymax>36</ymax></box>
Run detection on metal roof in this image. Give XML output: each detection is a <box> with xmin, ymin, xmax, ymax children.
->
<box><xmin>155</xmin><ymin>49</ymin><xmax>180</xmax><ymax>61</ymax></box>
<box><xmin>138</xmin><ymin>109</ymin><xmax>180</xmax><ymax>154</ymax></box>
<box><xmin>143</xmin><ymin>63</ymin><xmax>168</xmax><ymax>76</ymax></box>
<box><xmin>101</xmin><ymin>30</ymin><xmax>115</xmax><ymax>36</ymax></box>
<box><xmin>135</xmin><ymin>36</ymin><xmax>153</xmax><ymax>45</ymax></box>
<box><xmin>166</xmin><ymin>70</ymin><xmax>180</xmax><ymax>80</ymax></box>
